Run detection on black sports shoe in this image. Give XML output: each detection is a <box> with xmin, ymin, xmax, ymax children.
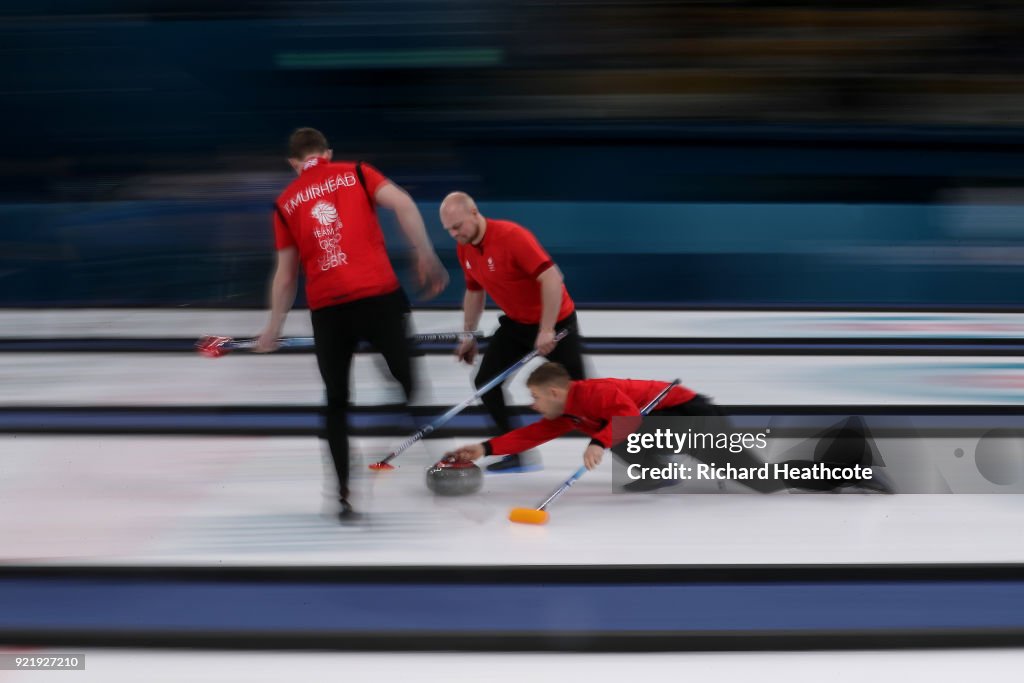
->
<box><xmin>486</xmin><ymin>453</ymin><xmax>542</xmax><ymax>473</ymax></box>
<box><xmin>622</xmin><ymin>477</ymin><xmax>679</xmax><ymax>493</ymax></box>
<box><xmin>337</xmin><ymin>498</ymin><xmax>360</xmax><ymax>522</ymax></box>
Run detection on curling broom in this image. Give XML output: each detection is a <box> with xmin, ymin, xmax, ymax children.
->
<box><xmin>369</xmin><ymin>329</ymin><xmax>570</xmax><ymax>471</ymax></box>
<box><xmin>508</xmin><ymin>378</ymin><xmax>682</xmax><ymax>525</ymax></box>
<box><xmin>196</xmin><ymin>331</ymin><xmax>481</xmax><ymax>358</ymax></box>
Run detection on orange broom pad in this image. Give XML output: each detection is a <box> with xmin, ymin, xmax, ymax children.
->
<box><xmin>508</xmin><ymin>508</ymin><xmax>550</xmax><ymax>525</ymax></box>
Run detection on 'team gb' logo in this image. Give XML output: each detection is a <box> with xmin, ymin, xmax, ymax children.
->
<box><xmin>311</xmin><ymin>201</ymin><xmax>347</xmax><ymax>271</ymax></box>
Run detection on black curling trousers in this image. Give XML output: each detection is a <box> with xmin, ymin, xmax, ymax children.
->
<box><xmin>476</xmin><ymin>311</ymin><xmax>586</xmax><ymax>436</ymax></box>
<box><xmin>625</xmin><ymin>394</ymin><xmax>787</xmax><ymax>493</ymax></box>
<box><xmin>311</xmin><ymin>289</ymin><xmax>416</xmax><ymax>500</ymax></box>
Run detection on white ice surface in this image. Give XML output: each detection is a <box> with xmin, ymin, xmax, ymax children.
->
<box><xmin>3</xmin><ymin>353</ymin><xmax>1024</xmax><ymax>406</ymax></box>
<box><xmin>4</xmin><ymin>308</ymin><xmax>1024</xmax><ymax>339</ymax></box>
<box><xmin>0</xmin><ymin>435</ymin><xmax>1020</xmax><ymax>566</ymax></box>
<box><xmin>1</xmin><ymin>309</ymin><xmax>1022</xmax><ymax>568</ymax></box>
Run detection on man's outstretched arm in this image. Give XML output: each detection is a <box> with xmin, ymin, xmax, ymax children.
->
<box><xmin>256</xmin><ymin>246</ymin><xmax>300</xmax><ymax>352</ymax></box>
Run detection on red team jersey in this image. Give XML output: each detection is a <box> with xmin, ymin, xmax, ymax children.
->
<box><xmin>487</xmin><ymin>378</ymin><xmax>697</xmax><ymax>455</ymax></box>
<box><xmin>457</xmin><ymin>219</ymin><xmax>574</xmax><ymax>325</ymax></box>
<box><xmin>273</xmin><ymin>157</ymin><xmax>400</xmax><ymax>310</ymax></box>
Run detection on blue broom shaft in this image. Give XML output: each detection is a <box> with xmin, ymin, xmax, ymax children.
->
<box><xmin>532</xmin><ymin>378</ymin><xmax>682</xmax><ymax>510</ymax></box>
<box><xmin>377</xmin><ymin>329</ymin><xmax>569</xmax><ymax>464</ymax></box>
<box><xmin>537</xmin><ymin>466</ymin><xmax>587</xmax><ymax>511</ymax></box>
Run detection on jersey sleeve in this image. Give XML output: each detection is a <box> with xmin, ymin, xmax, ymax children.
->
<box><xmin>273</xmin><ymin>206</ymin><xmax>295</xmax><ymax>250</ymax></box>
<box><xmin>509</xmin><ymin>226</ymin><xmax>555</xmax><ymax>279</ymax></box>
<box><xmin>486</xmin><ymin>416</ymin><xmax>576</xmax><ymax>455</ymax></box>
<box><xmin>587</xmin><ymin>384</ymin><xmax>643</xmax><ymax>448</ymax></box>
<box><xmin>358</xmin><ymin>162</ymin><xmax>390</xmax><ymax>201</ymax></box>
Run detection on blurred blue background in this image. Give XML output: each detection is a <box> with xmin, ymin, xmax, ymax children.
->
<box><xmin>4</xmin><ymin>1</ymin><xmax>1024</xmax><ymax>308</ymax></box>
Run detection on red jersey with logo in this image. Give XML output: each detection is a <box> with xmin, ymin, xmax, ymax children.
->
<box><xmin>456</xmin><ymin>219</ymin><xmax>574</xmax><ymax>325</ymax></box>
<box><xmin>486</xmin><ymin>378</ymin><xmax>697</xmax><ymax>454</ymax></box>
<box><xmin>273</xmin><ymin>157</ymin><xmax>400</xmax><ymax>310</ymax></box>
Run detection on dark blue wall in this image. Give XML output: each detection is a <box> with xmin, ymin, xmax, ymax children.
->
<box><xmin>4</xmin><ymin>194</ymin><xmax>1024</xmax><ymax>308</ymax></box>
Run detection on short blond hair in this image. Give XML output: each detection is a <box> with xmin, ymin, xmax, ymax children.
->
<box><xmin>526</xmin><ymin>362</ymin><xmax>571</xmax><ymax>389</ymax></box>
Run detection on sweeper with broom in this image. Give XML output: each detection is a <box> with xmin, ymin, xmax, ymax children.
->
<box><xmin>448</xmin><ymin>363</ymin><xmax>888</xmax><ymax>524</ymax></box>
<box><xmin>445</xmin><ymin>362</ymin><xmax>786</xmax><ymax>526</ymax></box>
<box><xmin>444</xmin><ymin>361</ymin><xmax>697</xmax><ymax>485</ymax></box>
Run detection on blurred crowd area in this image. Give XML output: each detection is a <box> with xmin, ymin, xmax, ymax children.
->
<box><xmin>2</xmin><ymin>2</ymin><xmax>1024</xmax><ymax>306</ymax></box>
<box><xmin>3</xmin><ymin>1</ymin><xmax>1023</xmax><ymax>199</ymax></box>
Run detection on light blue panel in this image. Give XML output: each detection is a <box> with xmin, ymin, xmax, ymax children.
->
<box><xmin>422</xmin><ymin>201</ymin><xmax>950</xmax><ymax>253</ymax></box>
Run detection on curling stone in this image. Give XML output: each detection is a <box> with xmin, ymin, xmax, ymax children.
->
<box><xmin>426</xmin><ymin>458</ymin><xmax>483</xmax><ymax>496</ymax></box>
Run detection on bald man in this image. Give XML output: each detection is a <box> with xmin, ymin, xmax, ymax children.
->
<box><xmin>440</xmin><ymin>192</ymin><xmax>586</xmax><ymax>472</ymax></box>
